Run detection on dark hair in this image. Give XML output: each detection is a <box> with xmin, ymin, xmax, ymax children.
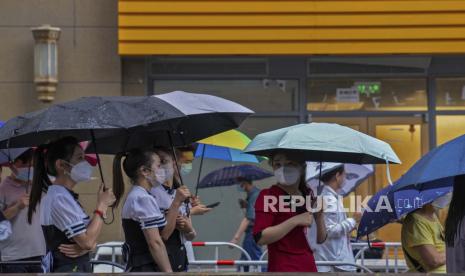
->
<box><xmin>14</xmin><ymin>148</ymin><xmax>34</xmax><ymax>165</ymax></box>
<box><xmin>237</xmin><ymin>177</ymin><xmax>252</xmax><ymax>185</ymax></box>
<box><xmin>28</xmin><ymin>136</ymin><xmax>80</xmax><ymax>223</ymax></box>
<box><xmin>113</xmin><ymin>149</ymin><xmax>156</xmax><ymax>207</ymax></box>
<box><xmin>445</xmin><ymin>174</ymin><xmax>465</xmax><ymax>246</ymax></box>
<box><xmin>177</xmin><ymin>144</ymin><xmax>196</xmax><ymax>153</ymax></box>
<box><xmin>320</xmin><ymin>165</ymin><xmax>345</xmax><ymax>183</ymax></box>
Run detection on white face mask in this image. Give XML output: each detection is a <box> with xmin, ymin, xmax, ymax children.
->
<box><xmin>180</xmin><ymin>163</ymin><xmax>193</xmax><ymax>176</ymax></box>
<box><xmin>162</xmin><ymin>164</ymin><xmax>175</xmax><ymax>180</ymax></box>
<box><xmin>147</xmin><ymin>167</ymin><xmax>167</xmax><ymax>187</ymax></box>
<box><xmin>66</xmin><ymin>161</ymin><xmax>94</xmax><ymax>183</ymax></box>
<box><xmin>274</xmin><ymin>165</ymin><xmax>301</xmax><ymax>186</ymax></box>
<box><xmin>15</xmin><ymin>167</ymin><xmax>33</xmax><ymax>182</ymax></box>
<box><xmin>431</xmin><ymin>193</ymin><xmax>452</xmax><ymax>209</ymax></box>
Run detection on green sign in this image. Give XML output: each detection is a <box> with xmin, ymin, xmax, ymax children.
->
<box><xmin>354</xmin><ymin>82</ymin><xmax>381</xmax><ymax>96</ymax></box>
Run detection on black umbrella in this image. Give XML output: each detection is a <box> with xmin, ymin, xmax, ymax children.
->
<box><xmin>0</xmin><ymin>91</ymin><xmax>253</xmax><ymax>184</ymax></box>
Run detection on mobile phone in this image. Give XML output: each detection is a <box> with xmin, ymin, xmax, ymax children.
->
<box><xmin>206</xmin><ymin>201</ymin><xmax>220</xmax><ymax>208</ymax></box>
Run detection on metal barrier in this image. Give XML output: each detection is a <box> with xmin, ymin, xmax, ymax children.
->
<box><xmin>189</xmin><ymin>260</ymin><xmax>373</xmax><ymax>273</ymax></box>
<box><xmin>92</xmin><ymin>242</ymin><xmax>124</xmax><ymax>273</ymax></box>
<box><xmin>191</xmin><ymin>241</ymin><xmax>253</xmax><ymax>272</ymax></box>
<box><xmin>351</xmin><ymin>242</ymin><xmax>406</xmax><ymax>273</ymax></box>
<box><xmin>260</xmin><ymin>242</ymin><xmax>406</xmax><ymax>273</ymax></box>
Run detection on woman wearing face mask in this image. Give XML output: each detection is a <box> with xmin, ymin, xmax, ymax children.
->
<box><xmin>307</xmin><ymin>164</ymin><xmax>360</xmax><ymax>272</ymax></box>
<box><xmin>27</xmin><ymin>136</ymin><xmax>116</xmax><ymax>272</ymax></box>
<box><xmin>445</xmin><ymin>175</ymin><xmax>465</xmax><ymax>273</ymax></box>
<box><xmin>150</xmin><ymin>148</ymin><xmax>196</xmax><ymax>272</ymax></box>
<box><xmin>253</xmin><ymin>152</ymin><xmax>326</xmax><ymax>272</ymax></box>
<box><xmin>401</xmin><ymin>194</ymin><xmax>450</xmax><ymax>273</ymax></box>
<box><xmin>113</xmin><ymin>148</ymin><xmax>190</xmax><ymax>272</ymax></box>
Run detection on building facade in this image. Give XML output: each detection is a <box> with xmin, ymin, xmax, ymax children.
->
<box><xmin>2</xmin><ymin>0</ymin><xmax>465</xmax><ymax>249</ymax></box>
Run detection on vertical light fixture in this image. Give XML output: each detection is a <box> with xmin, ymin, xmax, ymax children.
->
<box><xmin>31</xmin><ymin>25</ymin><xmax>61</xmax><ymax>102</ymax></box>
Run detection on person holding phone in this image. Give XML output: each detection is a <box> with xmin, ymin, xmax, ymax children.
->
<box><xmin>230</xmin><ymin>177</ymin><xmax>262</xmax><ymax>271</ymax></box>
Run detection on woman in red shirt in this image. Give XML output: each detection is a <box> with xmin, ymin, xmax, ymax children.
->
<box><xmin>253</xmin><ymin>152</ymin><xmax>326</xmax><ymax>272</ymax></box>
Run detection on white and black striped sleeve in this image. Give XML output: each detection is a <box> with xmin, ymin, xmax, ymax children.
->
<box><xmin>51</xmin><ymin>194</ymin><xmax>87</xmax><ymax>239</ymax></box>
<box><xmin>132</xmin><ymin>195</ymin><xmax>167</xmax><ymax>230</ymax></box>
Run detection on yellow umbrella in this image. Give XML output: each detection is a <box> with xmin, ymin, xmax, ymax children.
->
<box><xmin>197</xmin><ymin>129</ymin><xmax>251</xmax><ymax>150</ymax></box>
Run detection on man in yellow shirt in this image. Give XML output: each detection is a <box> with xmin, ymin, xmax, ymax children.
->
<box><xmin>401</xmin><ymin>200</ymin><xmax>448</xmax><ymax>273</ymax></box>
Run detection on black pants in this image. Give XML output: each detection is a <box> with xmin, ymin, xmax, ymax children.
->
<box><xmin>1</xmin><ymin>256</ymin><xmax>43</xmax><ymax>273</ymax></box>
<box><xmin>128</xmin><ymin>262</ymin><xmax>161</xmax><ymax>272</ymax></box>
<box><xmin>53</xmin><ymin>261</ymin><xmax>91</xmax><ymax>273</ymax></box>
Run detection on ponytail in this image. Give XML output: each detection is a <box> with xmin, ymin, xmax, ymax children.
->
<box><xmin>27</xmin><ymin>136</ymin><xmax>79</xmax><ymax>224</ymax></box>
<box><xmin>112</xmin><ymin>149</ymin><xmax>157</xmax><ymax>208</ymax></box>
<box><xmin>112</xmin><ymin>152</ymin><xmax>126</xmax><ymax>208</ymax></box>
<box><xmin>28</xmin><ymin>145</ymin><xmax>52</xmax><ymax>223</ymax></box>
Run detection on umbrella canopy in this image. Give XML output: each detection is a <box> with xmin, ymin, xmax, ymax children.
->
<box><xmin>197</xmin><ymin>130</ymin><xmax>251</xmax><ymax>150</ymax></box>
<box><xmin>195</xmin><ymin>144</ymin><xmax>261</xmax><ymax>163</ymax></box>
<box><xmin>0</xmin><ymin>121</ymin><xmax>30</xmax><ymax>165</ymax></box>
<box><xmin>244</xmin><ymin>123</ymin><xmax>400</xmax><ymax>164</ymax></box>
<box><xmin>198</xmin><ymin>164</ymin><xmax>273</xmax><ymax>189</ymax></box>
<box><xmin>85</xmin><ymin>91</ymin><xmax>254</xmax><ymax>154</ymax></box>
<box><xmin>392</xmin><ymin>133</ymin><xmax>465</xmax><ymax>191</ymax></box>
<box><xmin>0</xmin><ymin>91</ymin><xmax>253</xmax><ymax>151</ymax></box>
<box><xmin>306</xmin><ymin>162</ymin><xmax>374</xmax><ymax>197</ymax></box>
<box><xmin>357</xmin><ymin>179</ymin><xmax>453</xmax><ymax>238</ymax></box>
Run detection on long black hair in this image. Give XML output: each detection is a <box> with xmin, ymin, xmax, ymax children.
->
<box><xmin>28</xmin><ymin>136</ymin><xmax>80</xmax><ymax>223</ymax></box>
<box><xmin>445</xmin><ymin>174</ymin><xmax>465</xmax><ymax>246</ymax></box>
<box><xmin>112</xmin><ymin>149</ymin><xmax>156</xmax><ymax>207</ymax></box>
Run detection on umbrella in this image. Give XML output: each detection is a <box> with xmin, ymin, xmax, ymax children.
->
<box><xmin>197</xmin><ymin>129</ymin><xmax>251</xmax><ymax>150</ymax></box>
<box><xmin>0</xmin><ymin>91</ymin><xmax>253</xmax><ymax>151</ymax></box>
<box><xmin>357</xmin><ymin>179</ymin><xmax>453</xmax><ymax>238</ymax></box>
<box><xmin>0</xmin><ymin>91</ymin><xmax>253</xmax><ymax>185</ymax></box>
<box><xmin>392</xmin><ymin>133</ymin><xmax>465</xmax><ymax>191</ymax></box>
<box><xmin>195</xmin><ymin>144</ymin><xmax>261</xmax><ymax>163</ymax></box>
<box><xmin>306</xmin><ymin>162</ymin><xmax>374</xmax><ymax>197</ymax></box>
<box><xmin>197</xmin><ymin>164</ymin><xmax>273</xmax><ymax>189</ymax></box>
<box><xmin>0</xmin><ymin>121</ymin><xmax>30</xmax><ymax>166</ymax></box>
<box><xmin>244</xmin><ymin>123</ymin><xmax>400</xmax><ymax>164</ymax></box>
<box><xmin>193</xmin><ymin>130</ymin><xmax>259</xmax><ymax>195</ymax></box>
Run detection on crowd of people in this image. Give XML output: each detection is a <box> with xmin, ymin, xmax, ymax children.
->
<box><xmin>0</xmin><ymin>136</ymin><xmax>463</xmax><ymax>273</ymax></box>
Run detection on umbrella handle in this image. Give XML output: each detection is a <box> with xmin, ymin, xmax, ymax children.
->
<box><xmin>90</xmin><ymin>130</ymin><xmax>105</xmax><ymax>188</ymax></box>
<box><xmin>166</xmin><ymin>130</ymin><xmax>190</xmax><ymax>217</ymax></box>
<box><xmin>194</xmin><ymin>144</ymin><xmax>206</xmax><ymax>196</ymax></box>
<box><xmin>384</xmin><ymin>157</ymin><xmax>393</xmax><ymax>186</ymax></box>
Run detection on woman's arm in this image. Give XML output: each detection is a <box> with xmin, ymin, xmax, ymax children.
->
<box><xmin>160</xmin><ymin>201</ymin><xmax>182</xmax><ymax>240</ymax></box>
<box><xmin>257</xmin><ymin>212</ymin><xmax>312</xmax><ymax>245</ymax></box>
<box><xmin>72</xmin><ymin>207</ymin><xmax>106</xmax><ymax>250</ymax></box>
<box><xmin>143</xmin><ymin>227</ymin><xmax>173</xmax><ymax>272</ymax></box>
<box><xmin>414</xmin><ymin>244</ymin><xmax>446</xmax><ymax>271</ymax></box>
<box><xmin>230</xmin><ymin>218</ymin><xmax>250</xmax><ymax>244</ymax></box>
<box><xmin>314</xmin><ymin>211</ymin><xmax>327</xmax><ymax>244</ymax></box>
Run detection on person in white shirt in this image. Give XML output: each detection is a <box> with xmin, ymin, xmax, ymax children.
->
<box><xmin>308</xmin><ymin>164</ymin><xmax>361</xmax><ymax>272</ymax></box>
<box><xmin>113</xmin><ymin>148</ymin><xmax>190</xmax><ymax>272</ymax></box>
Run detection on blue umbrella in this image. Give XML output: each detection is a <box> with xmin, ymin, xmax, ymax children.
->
<box><xmin>393</xmin><ymin>133</ymin><xmax>465</xmax><ymax>191</ymax></box>
<box><xmin>357</xmin><ymin>179</ymin><xmax>453</xmax><ymax>238</ymax></box>
<box><xmin>198</xmin><ymin>164</ymin><xmax>273</xmax><ymax>189</ymax></box>
<box><xmin>195</xmin><ymin>144</ymin><xmax>261</xmax><ymax>163</ymax></box>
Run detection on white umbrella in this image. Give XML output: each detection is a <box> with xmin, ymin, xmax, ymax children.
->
<box><xmin>306</xmin><ymin>162</ymin><xmax>374</xmax><ymax>196</ymax></box>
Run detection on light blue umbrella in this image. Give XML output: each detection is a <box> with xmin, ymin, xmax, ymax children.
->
<box><xmin>245</xmin><ymin>123</ymin><xmax>400</xmax><ymax>165</ymax></box>
<box><xmin>393</xmin><ymin>133</ymin><xmax>465</xmax><ymax>191</ymax></box>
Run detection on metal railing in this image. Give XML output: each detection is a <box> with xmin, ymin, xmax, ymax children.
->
<box><xmin>189</xmin><ymin>260</ymin><xmax>373</xmax><ymax>273</ymax></box>
<box><xmin>351</xmin><ymin>242</ymin><xmax>406</xmax><ymax>273</ymax></box>
<box><xmin>191</xmin><ymin>241</ymin><xmax>253</xmax><ymax>272</ymax></box>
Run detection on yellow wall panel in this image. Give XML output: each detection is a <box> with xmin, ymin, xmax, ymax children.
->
<box><xmin>118</xmin><ymin>0</ymin><xmax>465</xmax><ymax>55</ymax></box>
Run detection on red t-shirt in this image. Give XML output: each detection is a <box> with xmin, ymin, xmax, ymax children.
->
<box><xmin>253</xmin><ymin>185</ymin><xmax>317</xmax><ymax>272</ymax></box>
